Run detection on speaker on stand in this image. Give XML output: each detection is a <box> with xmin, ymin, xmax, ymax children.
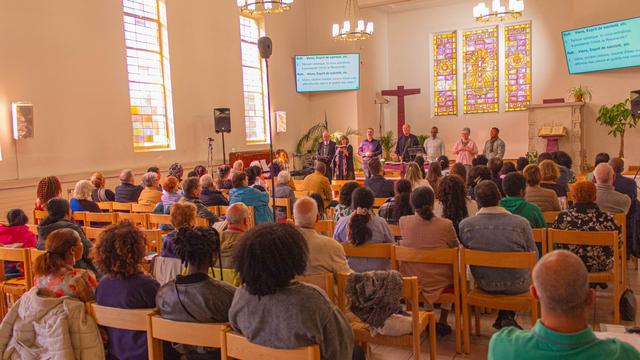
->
<box><xmin>214</xmin><ymin>108</ymin><xmax>231</xmax><ymax>165</ymax></box>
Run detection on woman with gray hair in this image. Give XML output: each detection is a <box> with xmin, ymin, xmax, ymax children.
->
<box><xmin>138</xmin><ymin>172</ymin><xmax>162</xmax><ymax>206</ymax></box>
<box><xmin>70</xmin><ymin>180</ymin><xmax>101</xmax><ymax>213</ymax></box>
<box><xmin>199</xmin><ymin>174</ymin><xmax>229</xmax><ymax>207</ymax></box>
<box><xmin>274</xmin><ymin>171</ymin><xmax>296</xmax><ymax>222</ymax></box>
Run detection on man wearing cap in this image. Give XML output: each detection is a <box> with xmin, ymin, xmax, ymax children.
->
<box><xmin>483</xmin><ymin>127</ymin><xmax>506</xmax><ymax>160</ymax></box>
<box><xmin>453</xmin><ymin>127</ymin><xmax>478</xmax><ymax>171</ymax></box>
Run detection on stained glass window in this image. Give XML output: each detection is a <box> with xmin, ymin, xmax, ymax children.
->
<box><xmin>123</xmin><ymin>0</ymin><xmax>175</xmax><ymax>152</ymax></box>
<box><xmin>433</xmin><ymin>31</ymin><xmax>457</xmax><ymax>116</ymax></box>
<box><xmin>505</xmin><ymin>23</ymin><xmax>531</xmax><ymax>112</ymax></box>
<box><xmin>240</xmin><ymin>16</ymin><xmax>269</xmax><ymax>144</ymax></box>
<box><xmin>463</xmin><ymin>26</ymin><xmax>499</xmax><ymax>114</ymax></box>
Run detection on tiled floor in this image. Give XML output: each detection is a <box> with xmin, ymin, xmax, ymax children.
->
<box><xmin>369</xmin><ymin>263</ymin><xmax>640</xmax><ymax>359</ymax></box>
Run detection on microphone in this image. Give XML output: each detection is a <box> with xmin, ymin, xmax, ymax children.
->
<box><xmin>258</xmin><ymin>37</ymin><xmax>272</xmax><ymax>59</ymax></box>
<box><xmin>207</xmin><ymin>137</ymin><xmax>215</xmax><ymax>141</ymax></box>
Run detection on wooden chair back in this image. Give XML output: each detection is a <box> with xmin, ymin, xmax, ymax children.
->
<box><xmin>147</xmin><ymin>314</ymin><xmax>225</xmax><ymax>360</ymax></box>
<box><xmin>293</xmin><ymin>190</ymin><xmax>310</xmax><ymax>199</ymax></box>
<box><xmin>84</xmin><ymin>212</ymin><xmax>117</xmax><ymax>227</ymax></box>
<box><xmin>543</xmin><ymin>211</ymin><xmax>560</xmax><ymax>225</ymax></box>
<box><xmin>112</xmin><ymin>202</ymin><xmax>133</xmax><ymax>213</ymax></box>
<box><xmin>273</xmin><ymin>197</ymin><xmax>292</xmax><ymax>220</ymax></box>
<box><xmin>293</xmin><ymin>179</ymin><xmax>306</xmax><ymax>191</ymax></box>
<box><xmin>83</xmin><ymin>226</ymin><xmax>106</xmax><ymax>241</ymax></box>
<box><xmin>0</xmin><ymin>248</ymin><xmax>32</xmax><ymax>289</ymax></box>
<box><xmin>313</xmin><ymin>220</ymin><xmax>335</xmax><ymax>236</ymax></box>
<box><xmin>141</xmin><ymin>229</ymin><xmax>163</xmax><ymax>254</ymax></box>
<box><xmin>195</xmin><ymin>217</ymin><xmax>209</xmax><ymax>227</ymax></box>
<box><xmin>613</xmin><ymin>213</ymin><xmax>628</xmax><ymax>287</ymax></box>
<box><xmin>341</xmin><ymin>243</ymin><xmax>397</xmax><ymax>270</ymax></box>
<box><xmin>29</xmin><ymin>248</ymin><xmax>45</xmax><ymax>265</ymax></box>
<box><xmin>295</xmin><ymin>273</ymin><xmax>335</xmax><ymax>303</ymax></box>
<box><xmin>388</xmin><ymin>224</ymin><xmax>401</xmax><ymax>238</ymax></box>
<box><xmin>218</xmin><ymin>206</ymin><xmax>229</xmax><ymax>216</ymax></box>
<box><xmin>33</xmin><ymin>210</ymin><xmax>48</xmax><ymax>224</ymax></box>
<box><xmin>373</xmin><ymin>198</ymin><xmax>389</xmax><ymax>208</ymax></box>
<box><xmin>71</xmin><ymin>212</ymin><xmax>87</xmax><ymax>225</ymax></box>
<box><xmin>117</xmin><ymin>212</ymin><xmax>148</xmax><ymax>228</ymax></box>
<box><xmin>223</xmin><ymin>329</ymin><xmax>321</xmax><ymax>360</ymax></box>
<box><xmin>532</xmin><ymin>228</ymin><xmax>548</xmax><ymax>255</ymax></box>
<box><xmin>96</xmin><ymin>202</ymin><xmax>113</xmax><ymax>212</ymax></box>
<box><xmin>87</xmin><ymin>302</ymin><xmax>152</xmax><ymax>331</ymax></box>
<box><xmin>146</xmin><ymin>214</ymin><xmax>172</xmax><ymax>229</ymax></box>
<box><xmin>132</xmin><ymin>204</ymin><xmax>155</xmax><ymax>213</ymax></box>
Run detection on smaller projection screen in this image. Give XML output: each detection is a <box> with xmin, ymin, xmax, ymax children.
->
<box><xmin>562</xmin><ymin>17</ymin><xmax>640</xmax><ymax>74</ymax></box>
<box><xmin>295</xmin><ymin>54</ymin><xmax>360</xmax><ymax>93</ymax></box>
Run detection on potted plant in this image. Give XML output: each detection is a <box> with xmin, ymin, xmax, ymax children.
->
<box><xmin>379</xmin><ymin>131</ymin><xmax>396</xmax><ymax>160</ymax></box>
<box><xmin>569</xmin><ymin>85</ymin><xmax>592</xmax><ymax>103</ymax></box>
<box><xmin>595</xmin><ymin>99</ymin><xmax>639</xmax><ymax>158</ymax></box>
<box><xmin>295</xmin><ymin>113</ymin><xmax>359</xmax><ymax>154</ymax></box>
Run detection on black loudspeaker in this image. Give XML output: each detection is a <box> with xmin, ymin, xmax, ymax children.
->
<box><xmin>214</xmin><ymin>108</ymin><xmax>231</xmax><ymax>133</ymax></box>
<box><xmin>631</xmin><ymin>90</ymin><xmax>640</xmax><ymax>117</ymax></box>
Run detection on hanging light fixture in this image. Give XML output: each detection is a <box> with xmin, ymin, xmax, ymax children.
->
<box><xmin>238</xmin><ymin>0</ymin><xmax>294</xmax><ymax>15</ymax></box>
<box><xmin>473</xmin><ymin>0</ymin><xmax>524</xmax><ymax>22</ymax></box>
<box><xmin>332</xmin><ymin>0</ymin><xmax>374</xmax><ymax>42</ymax></box>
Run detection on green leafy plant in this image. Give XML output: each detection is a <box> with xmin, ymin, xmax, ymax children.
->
<box><xmin>527</xmin><ymin>151</ymin><xmax>538</xmax><ymax>164</ymax></box>
<box><xmin>569</xmin><ymin>85</ymin><xmax>592</xmax><ymax>103</ymax></box>
<box><xmin>379</xmin><ymin>131</ymin><xmax>396</xmax><ymax>160</ymax></box>
<box><xmin>296</xmin><ymin>113</ymin><xmax>329</xmax><ymax>154</ymax></box>
<box><xmin>417</xmin><ymin>134</ymin><xmax>428</xmax><ymax>146</ymax></box>
<box><xmin>596</xmin><ymin>99</ymin><xmax>639</xmax><ymax>158</ymax></box>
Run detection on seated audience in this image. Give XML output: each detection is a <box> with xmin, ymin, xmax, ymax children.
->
<box><xmin>168</xmin><ymin>162</ymin><xmax>184</xmax><ymax>183</ymax></box>
<box><xmin>193</xmin><ymin>164</ymin><xmax>208</xmax><ymax>178</ymax></box>
<box><xmin>137</xmin><ymin>172</ymin><xmax>162</xmax><ymax>206</ymax></box>
<box><xmin>91</xmin><ymin>172</ymin><xmax>115</xmax><ymax>202</ymax></box>
<box><xmin>438</xmin><ymin>155</ymin><xmax>450</xmax><ymax>175</ymax></box>
<box><xmin>37</xmin><ymin>198</ymin><xmax>96</xmax><ymax>273</ymax></box>
<box><xmin>399</xmin><ymin>186</ymin><xmax>460</xmax><ymax>335</ymax></box>
<box><xmin>35</xmin><ymin>176</ymin><xmax>62</xmax><ymax>211</ymax></box>
<box><xmin>333</xmin><ymin>182</ymin><xmax>359</xmax><ymax>221</ymax></box>
<box><xmin>93</xmin><ymin>222</ymin><xmax>160</xmax><ymax>360</ymax></box>
<box><xmin>449</xmin><ymin>162</ymin><xmax>467</xmax><ymax>182</ymax></box>
<box><xmin>246</xmin><ymin>166</ymin><xmax>266</xmax><ymax>192</ymax></box>
<box><xmin>500</xmin><ymin>172</ymin><xmax>545</xmax><ymax>229</ymax></box>
<box><xmin>500</xmin><ymin>162</ymin><xmax>517</xmax><ymax>177</ymax></box>
<box><xmin>303</xmin><ymin>161</ymin><xmax>334</xmax><ymax>206</ymax></box>
<box><xmin>405</xmin><ymin>162</ymin><xmax>431</xmax><ymax>191</ymax></box>
<box><xmin>378</xmin><ymin>179</ymin><xmax>413</xmax><ymax>225</ymax></box>
<box><xmin>539</xmin><ymin>160</ymin><xmax>567</xmax><ymax>197</ymax></box>
<box><xmin>217</xmin><ymin>164</ymin><xmax>233</xmax><ymax>190</ymax></box>
<box><xmin>148</xmin><ymin>166</ymin><xmax>161</xmax><ymax>178</ymax></box>
<box><xmin>472</xmin><ymin>154</ymin><xmax>489</xmax><ymax>167</ymax></box>
<box><xmin>488</xmin><ymin>158</ymin><xmax>504</xmax><ymax>196</ymax></box>
<box><xmin>229</xmin><ymin>223</ymin><xmax>356</xmax><ymax>360</ymax></box>
<box><xmin>229</xmin><ymin>172</ymin><xmax>273</xmax><ymax>225</ymax></box>
<box><xmin>70</xmin><ymin>180</ymin><xmax>101</xmax><ymax>212</ymax></box>
<box><xmin>34</xmin><ymin>228</ymin><xmax>97</xmax><ymax>301</ymax></box>
<box><xmin>523</xmin><ymin>164</ymin><xmax>560</xmax><ymax>212</ymax></box>
<box><xmin>250</xmin><ymin>163</ymin><xmax>267</xmax><ymax>189</ymax></box>
<box><xmin>156</xmin><ymin>226</ymin><xmax>236</xmax><ymax>359</ymax></box>
<box><xmin>459</xmin><ymin>181</ymin><xmax>536</xmax><ymax>330</ymax></box>
<box><xmin>435</xmin><ymin>175</ymin><xmax>477</xmax><ymax>234</ymax></box>
<box><xmin>516</xmin><ymin>157</ymin><xmax>529</xmax><ymax>173</ymax></box>
<box><xmin>160</xmin><ymin>176</ymin><xmax>181</xmax><ymax>213</ymax></box>
<box><xmin>594</xmin><ymin>163</ymin><xmax>631</xmax><ymax>214</ymax></box>
<box><xmin>161</xmin><ymin>202</ymin><xmax>197</xmax><ymax>258</ymax></box>
<box><xmin>219</xmin><ymin>203</ymin><xmax>250</xmax><ymax>268</ymax></box>
<box><xmin>294</xmin><ymin>197</ymin><xmax>350</xmax><ymax>276</ymax></box>
<box><xmin>553</xmin><ymin>181</ymin><xmax>622</xmax><ymax>273</ymax></box>
<box><xmin>553</xmin><ymin>151</ymin><xmax>575</xmax><ymax>192</ymax></box>
<box><xmin>610</xmin><ymin>157</ymin><xmax>639</xmax><ymax>254</ymax></box>
<box><xmin>365</xmin><ymin>158</ymin><xmax>395</xmax><ymax>197</ymax></box>
<box><xmin>334</xmin><ymin>187</ymin><xmax>393</xmax><ymax>272</ymax></box>
<box><xmin>199</xmin><ymin>174</ymin><xmax>229</xmax><ymax>207</ymax></box>
<box><xmin>180</xmin><ymin>177</ymin><xmax>218</xmax><ymax>224</ymax></box>
<box><xmin>274</xmin><ymin>170</ymin><xmax>296</xmax><ymax>221</ymax></box>
<box><xmin>488</xmin><ymin>250</ymin><xmax>640</xmax><ymax>359</ymax></box>
<box><xmin>0</xmin><ymin>209</ymin><xmax>36</xmax><ymax>248</ymax></box>
<box><xmin>587</xmin><ymin>152</ymin><xmax>610</xmax><ymax>182</ymax></box>
<box><xmin>115</xmin><ymin>169</ymin><xmax>143</xmax><ymax>203</ymax></box>
<box><xmin>231</xmin><ymin>160</ymin><xmax>244</xmax><ymax>176</ymax></box>
<box><xmin>309</xmin><ymin>192</ymin><xmax>326</xmax><ymax>220</ymax></box>
<box><xmin>426</xmin><ymin>161</ymin><xmax>443</xmax><ymax>191</ymax></box>
<box><xmin>466</xmin><ymin>165</ymin><xmax>492</xmax><ymax>200</ymax></box>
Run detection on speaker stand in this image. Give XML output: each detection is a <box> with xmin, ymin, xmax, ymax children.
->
<box><xmin>221</xmin><ymin>132</ymin><xmax>227</xmax><ymax>165</ymax></box>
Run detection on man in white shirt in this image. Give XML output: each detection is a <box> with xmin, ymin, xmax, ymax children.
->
<box><xmin>423</xmin><ymin>126</ymin><xmax>445</xmax><ymax>162</ymax></box>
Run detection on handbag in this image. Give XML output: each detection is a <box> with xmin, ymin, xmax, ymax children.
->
<box><xmin>620</xmin><ymin>288</ymin><xmax>637</xmax><ymax>321</ymax></box>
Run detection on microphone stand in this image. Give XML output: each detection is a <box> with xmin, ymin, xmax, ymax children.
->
<box><xmin>207</xmin><ymin>137</ymin><xmax>215</xmax><ymax>175</ymax></box>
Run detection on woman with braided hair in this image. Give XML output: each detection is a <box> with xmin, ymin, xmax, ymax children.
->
<box><xmin>156</xmin><ymin>226</ymin><xmax>236</xmax><ymax>359</ymax></box>
<box><xmin>35</xmin><ymin>176</ymin><xmax>62</xmax><ymax>211</ymax></box>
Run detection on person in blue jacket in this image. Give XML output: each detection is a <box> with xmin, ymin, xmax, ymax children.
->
<box><xmin>229</xmin><ymin>172</ymin><xmax>274</xmax><ymax>225</ymax></box>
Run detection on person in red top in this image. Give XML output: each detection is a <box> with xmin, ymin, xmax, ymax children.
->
<box><xmin>0</xmin><ymin>209</ymin><xmax>36</xmax><ymax>248</ymax></box>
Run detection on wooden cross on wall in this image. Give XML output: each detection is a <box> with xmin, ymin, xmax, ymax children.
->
<box><xmin>381</xmin><ymin>85</ymin><xmax>421</xmax><ymax>135</ymax></box>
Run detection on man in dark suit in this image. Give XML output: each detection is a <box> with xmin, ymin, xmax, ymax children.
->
<box><xmin>394</xmin><ymin>123</ymin><xmax>420</xmax><ymax>162</ymax></box>
<box><xmin>610</xmin><ymin>157</ymin><xmax>639</xmax><ymax>256</ymax></box>
<box><xmin>364</xmin><ymin>158</ymin><xmax>394</xmax><ymax>198</ymax></box>
<box><xmin>316</xmin><ymin>130</ymin><xmax>336</xmax><ymax>180</ymax></box>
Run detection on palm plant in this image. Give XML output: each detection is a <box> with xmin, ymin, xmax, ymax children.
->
<box><xmin>296</xmin><ymin>113</ymin><xmax>328</xmax><ymax>154</ymax></box>
<box><xmin>379</xmin><ymin>131</ymin><xmax>396</xmax><ymax>160</ymax></box>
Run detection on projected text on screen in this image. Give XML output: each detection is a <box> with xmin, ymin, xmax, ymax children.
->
<box><xmin>295</xmin><ymin>54</ymin><xmax>360</xmax><ymax>93</ymax></box>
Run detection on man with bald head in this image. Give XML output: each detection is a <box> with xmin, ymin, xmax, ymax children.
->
<box><xmin>394</xmin><ymin>123</ymin><xmax>420</xmax><ymax>162</ymax></box>
<box><xmin>294</xmin><ymin>197</ymin><xmax>350</xmax><ymax>276</ymax></box>
<box><xmin>219</xmin><ymin>203</ymin><xmax>250</xmax><ymax>268</ymax></box>
<box><xmin>489</xmin><ymin>250</ymin><xmax>639</xmax><ymax>359</ymax></box>
<box><xmin>594</xmin><ymin>163</ymin><xmax>631</xmax><ymax>215</ymax></box>
<box><xmin>316</xmin><ymin>130</ymin><xmax>336</xmax><ymax>179</ymax></box>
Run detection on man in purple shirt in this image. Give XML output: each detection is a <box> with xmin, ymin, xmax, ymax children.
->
<box><xmin>358</xmin><ymin>128</ymin><xmax>383</xmax><ymax>179</ymax></box>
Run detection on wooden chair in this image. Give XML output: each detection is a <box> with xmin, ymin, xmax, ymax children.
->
<box><xmin>330</xmin><ymin>184</ymin><xmax>342</xmax><ymax>199</ymax></box>
<box><xmin>33</xmin><ymin>210</ymin><xmax>48</xmax><ymax>224</ymax></box>
<box><xmin>294</xmin><ymin>190</ymin><xmax>310</xmax><ymax>199</ymax></box>
<box><xmin>84</xmin><ymin>212</ymin><xmax>117</xmax><ymax>227</ymax></box>
<box><xmin>388</xmin><ymin>224</ymin><xmax>402</xmax><ymax>238</ymax></box>
<box><xmin>460</xmin><ymin>249</ymin><xmax>538</xmax><ymax>354</ymax></box>
<box><xmin>223</xmin><ymin>327</ymin><xmax>321</xmax><ymax>360</ymax></box>
<box><xmin>97</xmin><ymin>202</ymin><xmax>114</xmax><ymax>212</ymax></box>
<box><xmin>117</xmin><ymin>212</ymin><xmax>148</xmax><ymax>228</ymax></box>
<box><xmin>341</xmin><ymin>243</ymin><xmax>398</xmax><ymax>270</ymax></box>
<box><xmin>273</xmin><ymin>198</ymin><xmax>292</xmax><ymax>220</ymax></box>
<box><xmin>532</xmin><ymin>228</ymin><xmax>548</xmax><ymax>255</ymax></box>
<box><xmin>141</xmin><ymin>229</ymin><xmax>163</xmax><ymax>254</ymax></box>
<box><xmin>71</xmin><ymin>212</ymin><xmax>87</xmax><ymax>225</ymax></box>
<box><xmin>314</xmin><ymin>220</ymin><xmax>335</xmax><ymax>237</ymax></box>
<box><xmin>132</xmin><ymin>204</ymin><xmax>155</xmax><ymax>213</ymax></box>
<box><xmin>83</xmin><ymin>226</ymin><xmax>106</xmax><ymax>242</ymax></box>
<box><xmin>27</xmin><ymin>224</ymin><xmax>38</xmax><ymax>235</ymax></box>
<box><xmin>147</xmin><ymin>313</ymin><xmax>226</xmax><ymax>360</ymax></box>
<box><xmin>373</xmin><ymin>198</ymin><xmax>389</xmax><ymax>208</ymax></box>
<box><xmin>195</xmin><ymin>217</ymin><xmax>209</xmax><ymax>227</ymax></box>
<box><xmin>29</xmin><ymin>248</ymin><xmax>45</xmax><ymax>265</ymax></box>
<box><xmin>542</xmin><ymin>211</ymin><xmax>560</xmax><ymax>225</ymax></box>
<box><xmin>613</xmin><ymin>213</ymin><xmax>628</xmax><ymax>287</ymax></box>
<box><xmin>87</xmin><ymin>303</ymin><xmax>153</xmax><ymax>358</ymax></box>
<box><xmin>112</xmin><ymin>202</ymin><xmax>133</xmax><ymax>213</ymax></box>
<box><xmin>293</xmin><ymin>179</ymin><xmax>306</xmax><ymax>191</ymax></box>
<box><xmin>208</xmin><ymin>206</ymin><xmax>220</xmax><ymax>216</ymax></box>
<box><xmin>0</xmin><ymin>248</ymin><xmax>33</xmax><ymax>316</ymax></box>
<box><xmin>393</xmin><ymin>246</ymin><xmax>462</xmax><ymax>353</ymax></box>
<box><xmin>547</xmin><ymin>229</ymin><xmax>620</xmax><ymax>323</ymax></box>
<box><xmin>147</xmin><ymin>214</ymin><xmax>172</xmax><ymax>230</ymax></box>
<box><xmin>218</xmin><ymin>205</ymin><xmax>229</xmax><ymax>216</ymax></box>
<box><xmin>295</xmin><ymin>273</ymin><xmax>335</xmax><ymax>303</ymax></box>
<box><xmin>336</xmin><ymin>273</ymin><xmax>436</xmax><ymax>360</ymax></box>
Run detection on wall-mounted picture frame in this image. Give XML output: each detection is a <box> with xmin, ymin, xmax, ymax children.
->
<box><xmin>276</xmin><ymin>111</ymin><xmax>287</xmax><ymax>133</ymax></box>
<box><xmin>11</xmin><ymin>102</ymin><xmax>34</xmax><ymax>139</ymax></box>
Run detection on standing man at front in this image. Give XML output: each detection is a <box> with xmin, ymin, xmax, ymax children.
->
<box><xmin>424</xmin><ymin>126</ymin><xmax>445</xmax><ymax>163</ymax></box>
<box><xmin>394</xmin><ymin>124</ymin><xmax>420</xmax><ymax>162</ymax></box>
<box><xmin>316</xmin><ymin>130</ymin><xmax>336</xmax><ymax>180</ymax></box>
<box><xmin>483</xmin><ymin>127</ymin><xmax>506</xmax><ymax>160</ymax></box>
<box><xmin>358</xmin><ymin>128</ymin><xmax>382</xmax><ymax>179</ymax></box>
<box><xmin>453</xmin><ymin>127</ymin><xmax>478</xmax><ymax>171</ymax></box>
